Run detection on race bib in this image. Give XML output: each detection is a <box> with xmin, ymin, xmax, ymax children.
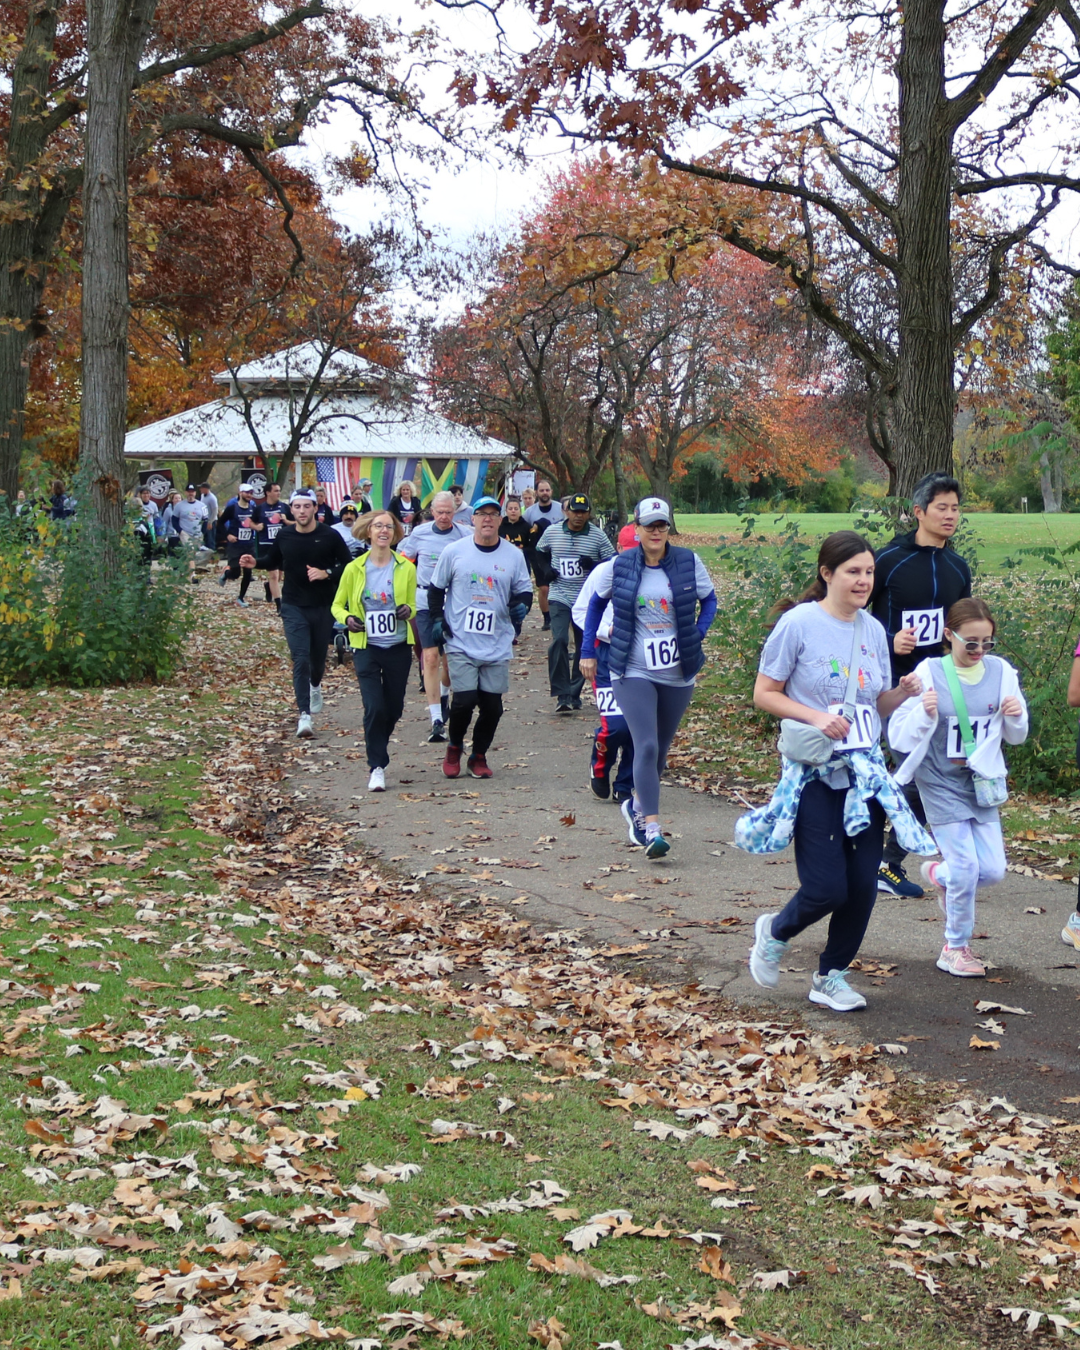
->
<box><xmin>595</xmin><ymin>686</ymin><xmax>622</xmax><ymax>716</ymax></box>
<box><xmin>643</xmin><ymin>636</ymin><xmax>679</xmax><ymax>671</ymax></box>
<box><xmin>463</xmin><ymin>606</ymin><xmax>496</xmax><ymax>635</ymax></box>
<box><xmin>946</xmin><ymin>714</ymin><xmax>992</xmax><ymax>760</ymax></box>
<box><xmin>902</xmin><ymin>607</ymin><xmax>944</xmax><ymax>647</ymax></box>
<box><xmin>238</xmin><ymin>526</ymin><xmax>255</xmax><ymax>542</ymax></box>
<box><xmin>828</xmin><ymin>703</ymin><xmax>877</xmax><ymax>751</ymax></box>
<box><xmin>558</xmin><ymin>555</ymin><xmax>584</xmax><ymax>580</ymax></box>
<box><xmin>365</xmin><ymin>610</ymin><xmax>398</xmax><ymax>640</ymax></box>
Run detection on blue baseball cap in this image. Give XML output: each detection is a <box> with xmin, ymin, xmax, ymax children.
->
<box><xmin>472</xmin><ymin>496</ymin><xmax>501</xmax><ymax>513</ymax></box>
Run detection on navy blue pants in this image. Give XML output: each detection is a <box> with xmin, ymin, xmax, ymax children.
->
<box><xmin>771</xmin><ymin>779</ymin><xmax>885</xmax><ymax>976</ymax></box>
<box><xmin>353</xmin><ymin>643</ymin><xmax>412</xmax><ymax>769</ymax></box>
<box><xmin>280</xmin><ymin>603</ymin><xmax>335</xmax><ymax>714</ymax></box>
<box><xmin>589</xmin><ymin>647</ymin><xmax>634</xmax><ymax>796</ymax></box>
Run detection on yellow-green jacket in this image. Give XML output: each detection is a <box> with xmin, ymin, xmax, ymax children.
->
<box><xmin>331</xmin><ymin>550</ymin><xmax>417</xmax><ymax>649</ymax></box>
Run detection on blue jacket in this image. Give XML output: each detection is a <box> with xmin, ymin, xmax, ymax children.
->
<box><xmin>583</xmin><ymin>543</ymin><xmax>716</xmax><ymax>679</ymax></box>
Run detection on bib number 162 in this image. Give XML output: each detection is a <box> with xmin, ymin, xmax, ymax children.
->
<box><xmin>644</xmin><ymin>636</ymin><xmax>679</xmax><ymax>671</ymax></box>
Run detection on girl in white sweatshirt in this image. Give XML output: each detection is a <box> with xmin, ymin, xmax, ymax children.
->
<box><xmin>888</xmin><ymin>598</ymin><xmax>1028</xmax><ymax>977</ymax></box>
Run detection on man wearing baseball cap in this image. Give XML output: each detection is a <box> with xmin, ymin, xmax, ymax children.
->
<box><xmin>240</xmin><ymin>489</ymin><xmax>353</xmax><ymax>738</ymax></box>
<box><xmin>217</xmin><ymin>483</ymin><xmax>264</xmax><ymax>606</ymax></box>
<box><xmin>535</xmin><ymin>492</ymin><xmax>615</xmax><ymax>713</ymax></box>
<box><xmin>426</xmin><ymin>496</ymin><xmax>533</xmax><ymax>778</ymax></box>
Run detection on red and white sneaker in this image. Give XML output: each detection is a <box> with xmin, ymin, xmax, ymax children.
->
<box><xmin>442</xmin><ymin>745</ymin><xmax>463</xmax><ymax>778</ymax></box>
<box><xmin>936</xmin><ymin>944</ymin><xmax>985</xmax><ymax>977</ymax></box>
<box><xmin>467</xmin><ymin>753</ymin><xmax>493</xmax><ymax>779</ymax></box>
<box><xmin>920</xmin><ymin>860</ymin><xmax>947</xmax><ymax>917</ymax></box>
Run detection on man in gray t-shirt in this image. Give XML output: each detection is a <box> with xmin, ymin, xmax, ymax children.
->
<box><xmin>523</xmin><ymin>480</ymin><xmax>565</xmax><ymax>631</ymax></box>
<box><xmin>536</xmin><ymin>492</ymin><xmax>614</xmax><ymax>712</ymax></box>
<box><xmin>427</xmin><ymin>497</ymin><xmax>533</xmax><ymax>780</ymax></box>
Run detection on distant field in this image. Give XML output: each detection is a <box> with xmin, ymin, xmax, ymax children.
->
<box><xmin>676</xmin><ymin>510</ymin><xmax>1080</xmax><ymax>573</ymax></box>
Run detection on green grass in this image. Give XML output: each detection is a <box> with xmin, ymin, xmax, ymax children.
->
<box><xmin>676</xmin><ymin>510</ymin><xmax>1080</xmax><ymax>573</ymax></box>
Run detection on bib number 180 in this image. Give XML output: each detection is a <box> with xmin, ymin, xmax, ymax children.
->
<box><xmin>644</xmin><ymin>636</ymin><xmax>679</xmax><ymax>671</ymax></box>
<box><xmin>365</xmin><ymin>611</ymin><xmax>397</xmax><ymax>639</ymax></box>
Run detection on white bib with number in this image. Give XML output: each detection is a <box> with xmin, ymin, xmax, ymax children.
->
<box><xmin>365</xmin><ymin>610</ymin><xmax>397</xmax><ymax>639</ymax></box>
<box><xmin>643</xmin><ymin>636</ymin><xmax>679</xmax><ymax>671</ymax></box>
<box><xmin>463</xmin><ymin>606</ymin><xmax>496</xmax><ymax>635</ymax></box>
<box><xmin>946</xmin><ymin>714</ymin><xmax>992</xmax><ymax>760</ymax></box>
<box><xmin>828</xmin><ymin>703</ymin><xmax>877</xmax><ymax>751</ymax></box>
<box><xmin>595</xmin><ymin>686</ymin><xmax>622</xmax><ymax>716</ymax></box>
<box><xmin>902</xmin><ymin>607</ymin><xmax>944</xmax><ymax>647</ymax></box>
<box><xmin>557</xmin><ymin>555</ymin><xmax>583</xmax><ymax>580</ymax></box>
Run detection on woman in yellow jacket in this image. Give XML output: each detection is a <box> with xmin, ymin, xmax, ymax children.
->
<box><xmin>331</xmin><ymin>511</ymin><xmax>418</xmax><ymax>792</ymax></box>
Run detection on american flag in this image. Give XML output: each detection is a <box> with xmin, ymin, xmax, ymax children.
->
<box><xmin>314</xmin><ymin>456</ymin><xmax>347</xmax><ymax>510</ymax></box>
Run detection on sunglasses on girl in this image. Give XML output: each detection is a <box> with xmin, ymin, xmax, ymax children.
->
<box><xmin>952</xmin><ymin>637</ymin><xmax>995</xmax><ymax>652</ymax></box>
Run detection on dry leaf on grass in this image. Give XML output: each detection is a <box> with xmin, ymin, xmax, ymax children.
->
<box><xmin>751</xmin><ymin>1268</ymin><xmax>806</xmax><ymax>1291</ymax></box>
<box><xmin>528</xmin><ymin>1315</ymin><xmax>568</xmax><ymax>1349</ymax></box>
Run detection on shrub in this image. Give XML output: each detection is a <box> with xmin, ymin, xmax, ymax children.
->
<box><xmin>0</xmin><ymin>498</ymin><xmax>194</xmax><ymax>687</ymax></box>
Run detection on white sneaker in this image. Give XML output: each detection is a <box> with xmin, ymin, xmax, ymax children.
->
<box><xmin>748</xmin><ymin>913</ymin><xmax>788</xmax><ymax>989</ymax></box>
<box><xmin>367</xmin><ymin>767</ymin><xmax>386</xmax><ymax>792</ymax></box>
<box><xmin>309</xmin><ymin>685</ymin><xmax>324</xmax><ymax>713</ymax></box>
<box><xmin>296</xmin><ymin>713</ymin><xmax>314</xmax><ymax>739</ymax></box>
<box><xmin>808</xmin><ymin>968</ymin><xmax>866</xmax><ymax>1011</ymax></box>
<box><xmin>1061</xmin><ymin>911</ymin><xmax>1080</xmax><ymax>949</ymax></box>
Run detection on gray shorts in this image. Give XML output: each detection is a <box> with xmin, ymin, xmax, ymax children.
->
<box><xmin>446</xmin><ymin>652</ymin><xmax>510</xmax><ymax>694</ymax></box>
<box><xmin>414</xmin><ymin>608</ymin><xmax>442</xmax><ymax>650</ymax></box>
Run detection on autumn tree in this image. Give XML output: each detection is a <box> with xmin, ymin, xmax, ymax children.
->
<box><xmin>463</xmin><ymin>0</ymin><xmax>1080</xmax><ymax>494</ymax></box>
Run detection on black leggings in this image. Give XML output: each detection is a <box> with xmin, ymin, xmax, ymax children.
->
<box><xmin>448</xmin><ymin>688</ymin><xmax>503</xmax><ymax>756</ymax></box>
<box><xmin>223</xmin><ymin>552</ymin><xmax>254</xmax><ymax>600</ymax></box>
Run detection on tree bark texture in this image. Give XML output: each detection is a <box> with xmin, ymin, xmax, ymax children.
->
<box><xmin>891</xmin><ymin>0</ymin><xmax>956</xmax><ymax>495</ymax></box>
<box><xmin>80</xmin><ymin>0</ymin><xmax>157</xmax><ymax>538</ymax></box>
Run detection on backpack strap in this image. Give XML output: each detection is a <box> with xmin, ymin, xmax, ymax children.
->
<box><xmin>941</xmin><ymin>654</ymin><xmax>977</xmax><ymax>758</ymax></box>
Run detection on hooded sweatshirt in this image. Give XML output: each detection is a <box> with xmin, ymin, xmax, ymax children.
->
<box><xmin>870</xmin><ymin>530</ymin><xmax>972</xmax><ymax>682</ymax></box>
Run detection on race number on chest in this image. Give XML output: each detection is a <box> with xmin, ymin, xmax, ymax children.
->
<box><xmin>557</xmin><ymin>555</ymin><xmax>583</xmax><ymax>580</ymax></box>
<box><xmin>643</xmin><ymin>636</ymin><xmax>679</xmax><ymax>672</ymax></box>
<box><xmin>947</xmin><ymin>714</ymin><xmax>993</xmax><ymax>759</ymax></box>
<box><xmin>365</xmin><ymin>611</ymin><xmax>397</xmax><ymax>639</ymax></box>
<box><xmin>828</xmin><ymin>703</ymin><xmax>876</xmax><ymax>751</ymax></box>
<box><xmin>464</xmin><ymin>606</ymin><xmax>496</xmax><ymax>635</ymax></box>
<box><xmin>902</xmin><ymin>607</ymin><xmax>944</xmax><ymax>647</ymax></box>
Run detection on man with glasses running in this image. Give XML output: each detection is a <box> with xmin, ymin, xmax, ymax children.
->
<box><xmin>871</xmin><ymin>472</ymin><xmax>972</xmax><ymax>898</ymax></box>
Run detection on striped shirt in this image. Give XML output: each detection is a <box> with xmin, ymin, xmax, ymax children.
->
<box><xmin>536</xmin><ymin>521</ymin><xmax>615</xmax><ymax>607</ymax></box>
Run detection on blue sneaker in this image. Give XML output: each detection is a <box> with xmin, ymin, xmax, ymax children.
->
<box><xmin>620</xmin><ymin>797</ymin><xmax>647</xmax><ymax>848</ymax></box>
<box><xmin>877</xmin><ymin>863</ymin><xmax>924</xmax><ymax>898</ymax></box>
<box><xmin>809</xmin><ymin>968</ymin><xmax>866</xmax><ymax>1011</ymax></box>
<box><xmin>748</xmin><ymin>912</ymin><xmax>788</xmax><ymax>989</ymax></box>
<box><xmin>645</xmin><ymin>833</ymin><xmax>670</xmax><ymax>860</ymax></box>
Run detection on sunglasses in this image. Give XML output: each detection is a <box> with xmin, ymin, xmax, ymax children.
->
<box><xmin>952</xmin><ymin>637</ymin><xmax>995</xmax><ymax>652</ymax></box>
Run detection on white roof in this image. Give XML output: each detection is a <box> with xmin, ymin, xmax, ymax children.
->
<box><xmin>124</xmin><ymin>388</ymin><xmax>511</xmax><ymax>463</ymax></box>
<box><xmin>213</xmin><ymin>341</ymin><xmax>381</xmax><ymax>390</ymax></box>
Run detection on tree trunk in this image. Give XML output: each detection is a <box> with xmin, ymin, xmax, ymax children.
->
<box><xmin>80</xmin><ymin>0</ymin><xmax>158</xmax><ymax>548</ymax></box>
<box><xmin>1039</xmin><ymin>451</ymin><xmax>1061</xmax><ymax>512</ymax></box>
<box><xmin>611</xmin><ymin>433</ymin><xmax>629</xmax><ymax>525</ymax></box>
<box><xmin>892</xmin><ymin>0</ymin><xmax>956</xmax><ymax>497</ymax></box>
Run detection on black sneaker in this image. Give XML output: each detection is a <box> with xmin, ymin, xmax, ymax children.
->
<box><xmin>427</xmin><ymin>719</ymin><xmax>447</xmax><ymax>743</ymax></box>
<box><xmin>590</xmin><ymin>777</ymin><xmax>610</xmax><ymax>800</ymax></box>
<box><xmin>542</xmin><ymin>616</ymin><xmax>551</xmax><ymax>631</ymax></box>
<box><xmin>877</xmin><ymin>863</ymin><xmax>925</xmax><ymax>898</ymax></box>
<box><xmin>556</xmin><ymin>701</ymin><xmax>574</xmax><ymax>714</ymax></box>
<box><xmin>612</xmin><ymin>789</ymin><xmax>632</xmax><ymax>805</ymax></box>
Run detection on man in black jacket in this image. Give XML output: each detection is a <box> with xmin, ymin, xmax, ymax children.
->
<box><xmin>241</xmin><ymin>490</ymin><xmax>353</xmax><ymax>738</ymax></box>
<box><xmin>870</xmin><ymin>471</ymin><xmax>973</xmax><ymax>897</ymax></box>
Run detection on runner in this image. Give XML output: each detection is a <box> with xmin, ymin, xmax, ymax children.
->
<box><xmin>580</xmin><ymin>497</ymin><xmax>716</xmax><ymax>860</ymax></box>
<box><xmin>160</xmin><ymin>491</ymin><xmax>184</xmax><ymax>554</ymax></box>
<box><xmin>573</xmin><ymin>523</ymin><xmax>638</xmax><ymax>803</ymax></box>
<box><xmin>888</xmin><ymin>598</ymin><xmax>1028</xmax><ymax>977</ymax></box>
<box><xmin>498</xmin><ymin>496</ymin><xmax>532</xmax><ymax>638</ymax></box>
<box><xmin>174</xmin><ymin>484</ymin><xmax>208</xmax><ymax>544</ymax></box>
<box><xmin>427</xmin><ymin>496</ymin><xmax>532</xmax><ymax>779</ymax></box>
<box><xmin>536</xmin><ymin>492</ymin><xmax>615</xmax><ymax>713</ymax></box>
<box><xmin>198</xmin><ymin>483</ymin><xmax>218</xmax><ymax>547</ymax></box>
<box><xmin>451</xmin><ymin>484</ymin><xmax>473</xmax><ymax>527</ymax></box>
<box><xmin>355</xmin><ymin>478</ymin><xmax>374</xmax><ymax>514</ymax></box>
<box><xmin>314</xmin><ymin>488</ymin><xmax>337</xmax><ymax>526</ymax></box>
<box><xmin>332</xmin><ymin>502</ymin><xmax>365</xmax><ymax>557</ymax></box>
<box><xmin>521</xmin><ymin>487</ymin><xmax>536</xmax><ymax>512</ymax></box>
<box><xmin>398</xmin><ymin>491</ymin><xmax>469</xmax><ymax>742</ymax></box>
<box><xmin>524</xmin><ymin>480</ymin><xmax>564</xmax><ymax>631</ymax></box>
<box><xmin>331</xmin><ymin>511</ymin><xmax>417</xmax><ymax>791</ymax></box>
<box><xmin>742</xmin><ymin>531</ymin><xmax>932</xmax><ymax>1010</ymax></box>
<box><xmin>239</xmin><ymin>490</ymin><xmax>353</xmax><ymax>738</ymax></box>
<box><xmin>260</xmin><ymin>481</ymin><xmax>292</xmax><ymax>611</ymax></box>
<box><xmin>388</xmin><ymin>480</ymin><xmax>419</xmax><ymax>536</ymax></box>
<box><xmin>217</xmin><ymin>483</ymin><xmax>264</xmax><ymax>607</ymax></box>
<box><xmin>871</xmin><ymin>472</ymin><xmax>972</xmax><ymax>898</ymax></box>
<box><xmin>1066</xmin><ymin>644</ymin><xmax>1080</xmax><ymax>950</ymax></box>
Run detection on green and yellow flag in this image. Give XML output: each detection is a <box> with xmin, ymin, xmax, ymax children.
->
<box><xmin>421</xmin><ymin>458</ymin><xmax>456</xmax><ymax>507</ymax></box>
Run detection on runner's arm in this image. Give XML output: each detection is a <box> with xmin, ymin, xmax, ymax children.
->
<box><xmin>696</xmin><ymin>590</ymin><xmax>718</xmax><ymax>639</ymax></box>
<box><xmin>580</xmin><ymin>591</ymin><xmax>609</xmax><ymax>661</ymax></box>
<box><xmin>249</xmin><ymin>539</ymin><xmax>282</xmax><ymax>571</ymax></box>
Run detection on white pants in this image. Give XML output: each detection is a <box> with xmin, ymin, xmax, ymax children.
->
<box><xmin>932</xmin><ymin>819</ymin><xmax>1007</xmax><ymax>948</ymax></box>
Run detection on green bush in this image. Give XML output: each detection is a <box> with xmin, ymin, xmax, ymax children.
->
<box><xmin>0</xmin><ymin>499</ymin><xmax>194</xmax><ymax>687</ymax></box>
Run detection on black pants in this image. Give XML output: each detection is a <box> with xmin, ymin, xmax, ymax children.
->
<box><xmin>547</xmin><ymin>600</ymin><xmax>583</xmax><ymax>703</ymax></box>
<box><xmin>448</xmin><ymin>689</ymin><xmax>503</xmax><ymax>756</ymax></box>
<box><xmin>224</xmin><ymin>548</ymin><xmax>254</xmax><ymax>600</ymax></box>
<box><xmin>280</xmin><ymin>603</ymin><xmax>335</xmax><ymax>714</ymax></box>
<box><xmin>353</xmin><ymin>643</ymin><xmax>412</xmax><ymax>769</ymax></box>
<box><xmin>772</xmin><ymin>779</ymin><xmax>885</xmax><ymax>976</ymax></box>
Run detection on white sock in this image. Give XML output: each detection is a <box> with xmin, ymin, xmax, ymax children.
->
<box><xmin>428</xmin><ymin>704</ymin><xmax>442</xmax><ymax>723</ymax></box>
<box><xmin>440</xmin><ymin>684</ymin><xmax>451</xmax><ymax>699</ymax></box>
<box><xmin>645</xmin><ymin>822</ymin><xmax>661</xmax><ymax>842</ymax></box>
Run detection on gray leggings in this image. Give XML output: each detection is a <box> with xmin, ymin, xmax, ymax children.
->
<box><xmin>611</xmin><ymin>675</ymin><xmax>695</xmax><ymax>817</ymax></box>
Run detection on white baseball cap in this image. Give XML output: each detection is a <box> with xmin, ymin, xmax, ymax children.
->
<box><xmin>635</xmin><ymin>497</ymin><xmax>672</xmax><ymax>526</ymax></box>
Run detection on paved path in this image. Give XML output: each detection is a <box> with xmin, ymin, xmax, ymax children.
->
<box><xmin>289</xmin><ymin>614</ymin><xmax>1080</xmax><ymax>1118</ymax></box>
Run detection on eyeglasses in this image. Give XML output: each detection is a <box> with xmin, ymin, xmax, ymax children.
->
<box><xmin>954</xmin><ymin>637</ymin><xmax>995</xmax><ymax>652</ymax></box>
<box><xmin>640</xmin><ymin>521</ymin><xmax>670</xmax><ymax>531</ymax></box>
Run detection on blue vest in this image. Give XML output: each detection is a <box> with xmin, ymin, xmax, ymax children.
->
<box><xmin>607</xmin><ymin>545</ymin><xmax>704</xmax><ymax>679</ymax></box>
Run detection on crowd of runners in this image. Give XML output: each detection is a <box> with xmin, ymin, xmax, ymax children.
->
<box><xmin>189</xmin><ymin>469</ymin><xmax>1080</xmax><ymax>1012</ymax></box>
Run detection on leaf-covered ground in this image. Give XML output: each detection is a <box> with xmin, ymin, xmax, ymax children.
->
<box><xmin>1</xmin><ymin>591</ymin><xmax>1079</xmax><ymax>1350</ymax></box>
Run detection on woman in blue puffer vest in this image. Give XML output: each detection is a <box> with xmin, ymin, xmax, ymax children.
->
<box><xmin>581</xmin><ymin>497</ymin><xmax>717</xmax><ymax>859</ymax></box>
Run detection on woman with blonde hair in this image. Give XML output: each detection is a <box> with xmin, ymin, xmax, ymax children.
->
<box><xmin>387</xmin><ymin>479</ymin><xmax>418</xmax><ymax>536</ymax></box>
<box><xmin>332</xmin><ymin>511</ymin><xmax>417</xmax><ymax>792</ymax></box>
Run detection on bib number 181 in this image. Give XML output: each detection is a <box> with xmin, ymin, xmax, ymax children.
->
<box><xmin>464</xmin><ymin>607</ymin><xmax>496</xmax><ymax>635</ymax></box>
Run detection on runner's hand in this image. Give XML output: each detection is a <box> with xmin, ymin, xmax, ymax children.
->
<box><xmin>580</xmin><ymin>658</ymin><xmax>597</xmax><ymax>683</ymax></box>
<box><xmin>227</xmin><ymin>534</ymin><xmax>238</xmax><ymax>544</ymax></box>
<box><xmin>893</xmin><ymin>627</ymin><xmax>917</xmax><ymax>655</ymax></box>
<box><xmin>922</xmin><ymin>689</ymin><xmax>938</xmax><ymax>715</ymax></box>
<box><xmin>814</xmin><ymin>710</ymin><xmax>851</xmax><ymax>739</ymax></box>
<box><xmin>238</xmin><ymin>554</ymin><xmax>256</xmax><ymax>569</ymax></box>
<box><xmin>395</xmin><ymin>603</ymin><xmax>412</xmax><ymax>619</ymax></box>
<box><xmin>898</xmin><ymin>673</ymin><xmax>922</xmax><ymax>698</ymax></box>
<box><xmin>345</xmin><ymin>615</ymin><xmax>363</xmax><ymax>633</ymax></box>
<box><xmin>430</xmin><ymin>618</ymin><xmax>444</xmax><ymax>646</ymax></box>
<box><xmin>1001</xmin><ymin>696</ymin><xmax>1023</xmax><ymax>717</ymax></box>
<box><xmin>306</xmin><ymin>566</ymin><xmax>328</xmax><ymax>581</ymax></box>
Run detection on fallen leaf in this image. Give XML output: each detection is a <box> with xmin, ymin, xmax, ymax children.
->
<box><xmin>528</xmin><ymin>1315</ymin><xmax>568</xmax><ymax>1349</ymax></box>
<box><xmin>969</xmin><ymin>1036</ymin><xmax>1000</xmax><ymax>1051</ymax></box>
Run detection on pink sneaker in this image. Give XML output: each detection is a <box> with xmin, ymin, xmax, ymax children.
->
<box><xmin>920</xmin><ymin>860</ymin><xmax>946</xmax><ymax>917</ymax></box>
<box><xmin>936</xmin><ymin>944</ymin><xmax>985</xmax><ymax>978</ymax></box>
